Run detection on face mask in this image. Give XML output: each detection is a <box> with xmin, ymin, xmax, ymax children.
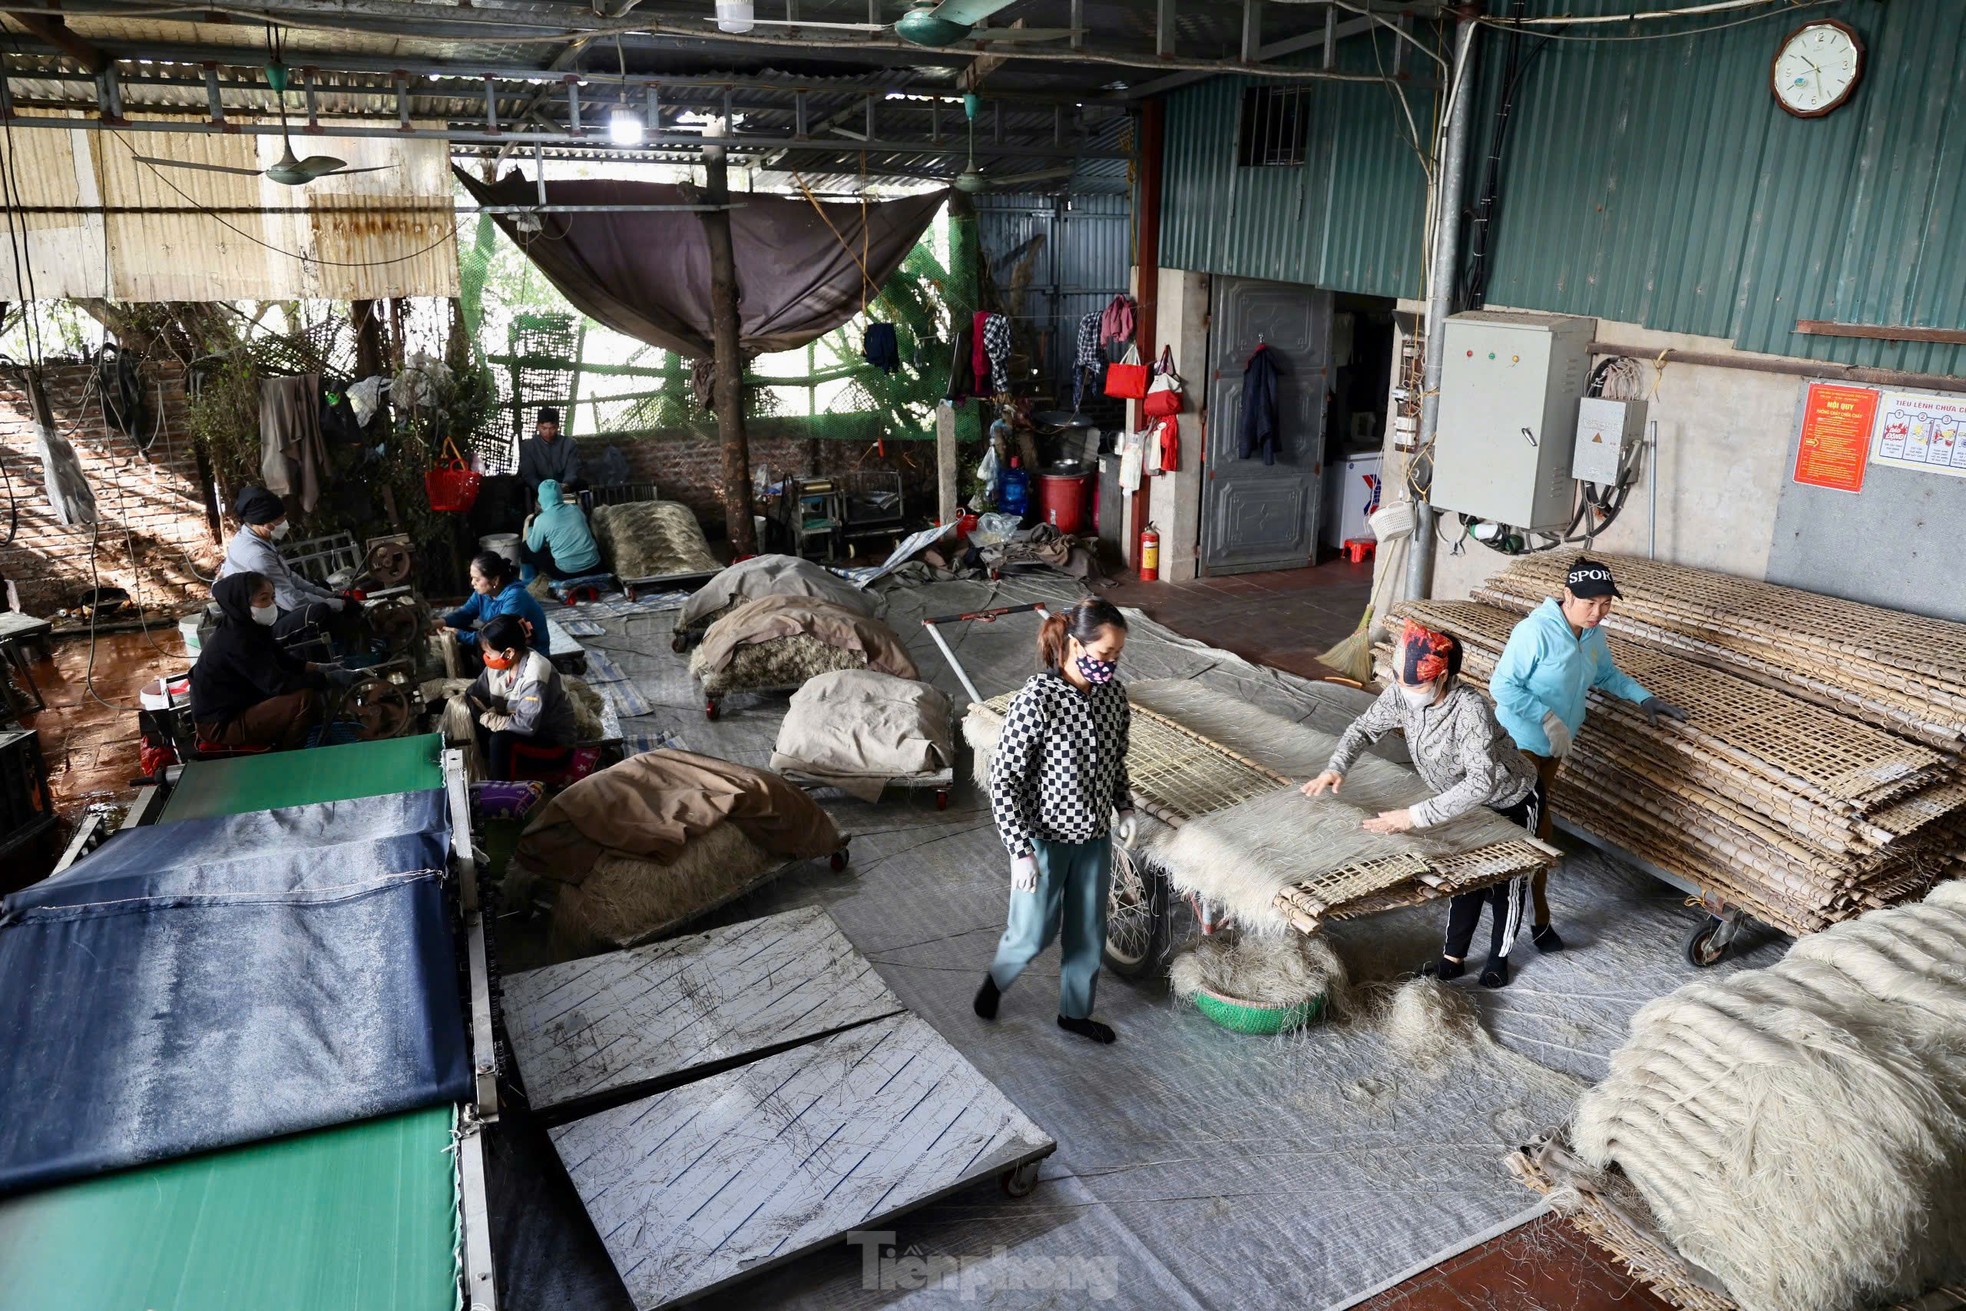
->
<box><xmin>270</xmin><ymin>521</ymin><xmax>291</xmax><ymax>541</ymax></box>
<box><xmin>1074</xmin><ymin>653</ymin><xmax>1118</xmax><ymax>685</ymax></box>
<box><xmin>250</xmin><ymin>604</ymin><xmax>279</xmax><ymax>627</ymax></box>
<box><xmin>483</xmin><ymin>651</ymin><xmax>516</xmax><ymax>671</ymax></box>
<box><xmin>1397</xmin><ymin>681</ymin><xmax>1436</xmax><ymax>708</ymax></box>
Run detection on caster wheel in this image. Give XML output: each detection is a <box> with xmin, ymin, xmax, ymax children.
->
<box><xmin>829</xmin><ymin>850</ymin><xmax>848</xmax><ymax>873</ymax></box>
<box><xmin>1001</xmin><ymin>1160</ymin><xmax>1041</xmax><ymax>1198</ymax></box>
<box><xmin>935</xmin><ymin>789</ymin><xmax>949</xmax><ymax>811</ymax></box>
<box><xmin>671</xmin><ymin>635</ymin><xmax>687</xmax><ymax>654</ymax></box>
<box><xmin>705</xmin><ymin>699</ymin><xmax>720</xmax><ymax>721</ymax></box>
<box><xmin>1683</xmin><ymin>916</ymin><xmax>1732</xmax><ymax>969</ymax></box>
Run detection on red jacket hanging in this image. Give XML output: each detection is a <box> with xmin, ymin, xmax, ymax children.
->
<box><xmin>1155</xmin><ymin>416</ymin><xmax>1180</xmax><ymax>474</ymax></box>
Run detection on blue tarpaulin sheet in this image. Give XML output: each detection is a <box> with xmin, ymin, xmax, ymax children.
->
<box><xmin>0</xmin><ymin>789</ymin><xmax>471</xmax><ymax>1194</ymax></box>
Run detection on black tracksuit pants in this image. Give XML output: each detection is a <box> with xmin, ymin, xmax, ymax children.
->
<box><xmin>1442</xmin><ymin>782</ymin><xmax>1545</xmax><ymax>963</ymax></box>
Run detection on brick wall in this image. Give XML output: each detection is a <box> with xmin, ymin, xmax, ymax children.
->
<box><xmin>578</xmin><ymin>426</ymin><xmax>941</xmax><ymax>541</ymax></box>
<box><xmin>0</xmin><ymin>361</ymin><xmax>220</xmax><ymax>617</ymax></box>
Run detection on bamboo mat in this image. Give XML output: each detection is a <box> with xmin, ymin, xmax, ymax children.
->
<box><xmin>1392</xmin><ymin>592</ymin><xmax>1966</xmax><ymax>939</ymax></box>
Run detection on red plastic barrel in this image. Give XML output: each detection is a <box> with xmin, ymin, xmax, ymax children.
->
<box><xmin>1036</xmin><ymin>470</ymin><xmax>1094</xmax><ymax>534</ymax></box>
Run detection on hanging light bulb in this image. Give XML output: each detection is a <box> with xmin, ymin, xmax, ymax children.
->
<box><xmin>715</xmin><ymin>0</ymin><xmax>754</xmax><ymax>33</ymax></box>
<box><xmin>608</xmin><ymin>103</ymin><xmax>644</xmax><ymax>147</ymax></box>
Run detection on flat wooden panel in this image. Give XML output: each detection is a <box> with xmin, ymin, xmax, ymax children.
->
<box><xmin>504</xmin><ymin>907</ymin><xmax>902</xmax><ymax>1113</ymax></box>
<box><xmin>552</xmin><ymin>1013</ymin><xmax>1055</xmax><ymax>1309</ymax></box>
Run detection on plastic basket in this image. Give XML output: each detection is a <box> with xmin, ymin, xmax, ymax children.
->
<box><xmin>425</xmin><ymin>437</ymin><xmax>483</xmax><ymax>512</ymax></box>
<box><xmin>1189</xmin><ymin>985</ymin><xmax>1325</xmax><ymax>1036</ymax></box>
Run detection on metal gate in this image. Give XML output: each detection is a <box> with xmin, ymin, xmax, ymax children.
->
<box><xmin>1201</xmin><ymin>277</ymin><xmax>1331</xmax><ymax>575</ymax></box>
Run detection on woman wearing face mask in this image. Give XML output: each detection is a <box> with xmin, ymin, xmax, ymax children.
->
<box><xmin>1302</xmin><ymin>620</ymin><xmax>1543</xmax><ymax>989</ymax></box>
<box><xmin>214</xmin><ymin>486</ymin><xmax>361</xmax><ymax>660</ymax></box>
<box><xmin>189</xmin><ymin>571</ymin><xmax>339</xmax><ymax>751</ymax></box>
<box><xmin>466</xmin><ymin>614</ymin><xmax>578</xmax><ymax>780</ymax></box>
<box><xmin>976</xmin><ymin>597</ymin><xmax>1134</xmax><ymax>1044</ymax></box>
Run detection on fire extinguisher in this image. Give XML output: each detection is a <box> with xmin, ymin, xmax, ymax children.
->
<box><xmin>1139</xmin><ymin>522</ymin><xmax>1160</xmax><ymax>582</ymax></box>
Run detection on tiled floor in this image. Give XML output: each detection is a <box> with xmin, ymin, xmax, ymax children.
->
<box><xmin>1356</xmin><ymin>1213</ymin><xmax>1674</xmax><ymax>1311</ymax></box>
<box><xmin>1102</xmin><ymin>557</ymin><xmax>1374</xmax><ymax>681</ymax></box>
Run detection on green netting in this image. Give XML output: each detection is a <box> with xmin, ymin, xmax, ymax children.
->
<box><xmin>160</xmin><ymin>733</ymin><xmax>446</xmax><ymax>823</ymax></box>
<box><xmin>0</xmin><ymin>1108</ymin><xmax>459</xmax><ymax>1311</ymax></box>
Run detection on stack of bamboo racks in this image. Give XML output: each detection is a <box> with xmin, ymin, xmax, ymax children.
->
<box><xmin>1387</xmin><ymin>578</ymin><xmax>1966</xmax><ymax>936</ymax></box>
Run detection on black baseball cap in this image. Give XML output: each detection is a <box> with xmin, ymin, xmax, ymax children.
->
<box><xmin>1566</xmin><ymin>558</ymin><xmax>1622</xmax><ymax>599</ymax></box>
<box><xmin>537</xmin><ymin>406</ymin><xmax>561</xmax><ymax>425</ymax></box>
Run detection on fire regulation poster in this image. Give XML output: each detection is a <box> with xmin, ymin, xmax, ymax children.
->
<box><xmin>1792</xmin><ymin>383</ymin><xmax>1877</xmax><ymax>493</ymax></box>
<box><xmin>1869</xmin><ymin>389</ymin><xmax>1966</xmax><ymax>479</ymax></box>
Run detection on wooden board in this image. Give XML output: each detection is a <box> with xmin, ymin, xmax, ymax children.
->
<box><xmin>504</xmin><ymin>907</ymin><xmax>904</xmax><ymax>1114</ymax></box>
<box><xmin>551</xmin><ymin>1013</ymin><xmax>1056</xmax><ymax>1309</ymax></box>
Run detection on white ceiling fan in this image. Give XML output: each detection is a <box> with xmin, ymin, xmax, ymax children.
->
<box><xmin>948</xmin><ymin>92</ymin><xmax>1072</xmax><ymax>192</ymax></box>
<box><xmin>132</xmin><ymin>49</ymin><xmax>393</xmax><ymax>187</ymax></box>
<box><xmin>713</xmin><ymin>1</ymin><xmax>1082</xmax><ymax>49</ymax></box>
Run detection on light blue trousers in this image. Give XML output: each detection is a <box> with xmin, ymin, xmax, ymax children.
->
<box><xmin>989</xmin><ymin>836</ymin><xmax>1111</xmax><ymax>1020</ymax></box>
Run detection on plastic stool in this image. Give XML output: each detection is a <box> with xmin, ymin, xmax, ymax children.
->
<box><xmin>1343</xmin><ymin>538</ymin><xmax>1376</xmax><ymax>565</ymax></box>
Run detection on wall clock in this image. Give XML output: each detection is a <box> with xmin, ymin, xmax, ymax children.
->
<box><xmin>1771</xmin><ymin>20</ymin><xmax>1864</xmax><ymax>118</ymax></box>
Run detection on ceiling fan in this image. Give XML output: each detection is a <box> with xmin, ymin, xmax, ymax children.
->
<box><xmin>716</xmin><ymin>1</ymin><xmax>1082</xmax><ymax>49</ymax></box>
<box><xmin>948</xmin><ymin>92</ymin><xmax>1073</xmax><ymax>193</ymax></box>
<box><xmin>132</xmin><ymin>54</ymin><xmax>392</xmax><ymax>187</ymax></box>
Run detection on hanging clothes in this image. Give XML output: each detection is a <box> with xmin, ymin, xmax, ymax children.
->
<box><xmin>1099</xmin><ymin>295</ymin><xmax>1135</xmax><ymax>353</ymax></box>
<box><xmin>1156</xmin><ymin>416</ymin><xmax>1181</xmax><ymax>474</ymax></box>
<box><xmin>1238</xmin><ymin>345</ymin><xmax>1281</xmax><ymax>466</ymax></box>
<box><xmin>863</xmin><ymin>322</ymin><xmax>900</xmax><ymax>375</ymax></box>
<box><xmin>1071</xmin><ymin>310</ymin><xmax>1103</xmax><ymax>411</ymax></box>
<box><xmin>947</xmin><ymin>323</ymin><xmax>979</xmax><ymax>400</ymax></box>
<box><xmin>981</xmin><ymin>313</ymin><xmax>1011</xmax><ymax>394</ymax></box>
<box><xmin>260</xmin><ymin>374</ymin><xmax>328</xmax><ymax>512</ymax></box>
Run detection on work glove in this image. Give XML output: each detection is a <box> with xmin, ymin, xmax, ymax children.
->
<box><xmin>1011</xmin><ymin>853</ymin><xmax>1039</xmax><ymax>894</ymax></box>
<box><xmin>479</xmin><ymin>710</ymin><xmax>513</xmax><ymax>733</ymax></box>
<box><xmin>1113</xmin><ymin>809</ymin><xmax>1136</xmax><ymax>846</ymax></box>
<box><xmin>1641</xmin><ymin>697</ymin><xmax>1689</xmax><ymax>728</ymax></box>
<box><xmin>1541</xmin><ymin>711</ymin><xmax>1574</xmax><ymax>759</ymax></box>
<box><xmin>324</xmin><ymin>596</ymin><xmax>347</xmax><ymax>613</ymax></box>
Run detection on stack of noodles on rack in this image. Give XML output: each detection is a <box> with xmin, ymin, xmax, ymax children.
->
<box><xmin>1387</xmin><ymin>557</ymin><xmax>1966</xmax><ymax>937</ymax></box>
<box><xmin>964</xmin><ymin>679</ymin><xmax>1557</xmax><ymax>934</ymax></box>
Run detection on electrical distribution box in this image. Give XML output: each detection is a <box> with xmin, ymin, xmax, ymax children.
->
<box><xmin>1573</xmin><ymin>396</ymin><xmax>1647</xmax><ymax>486</ymax></box>
<box><xmin>1429</xmin><ymin>312</ymin><xmax>1595</xmax><ymax>532</ymax></box>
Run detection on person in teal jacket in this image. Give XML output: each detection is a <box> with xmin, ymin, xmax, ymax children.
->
<box><xmin>1490</xmin><ymin>557</ymin><xmax>1687</xmax><ymax>950</ymax></box>
<box><xmin>521</xmin><ymin>478</ymin><xmax>603</xmax><ymax>581</ymax></box>
<box><xmin>438</xmin><ymin>551</ymin><xmax>549</xmax><ymax>659</ymax></box>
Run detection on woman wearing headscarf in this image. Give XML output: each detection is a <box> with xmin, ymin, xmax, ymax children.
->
<box><xmin>1303</xmin><ymin>620</ymin><xmax>1543</xmax><ymax>988</ymax></box>
<box><xmin>975</xmin><ymin>597</ymin><xmax>1134</xmax><ymax>1045</ymax></box>
<box><xmin>436</xmin><ymin>551</ymin><xmax>549</xmax><ymax>665</ymax></box>
<box><xmin>214</xmin><ymin>485</ymin><xmax>359</xmax><ymax>659</ymax></box>
<box><xmin>189</xmin><ymin>572</ymin><xmax>340</xmax><ymax>751</ymax></box>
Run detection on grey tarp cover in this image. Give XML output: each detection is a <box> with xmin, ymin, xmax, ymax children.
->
<box><xmin>770</xmin><ymin>669</ymin><xmax>952</xmax><ymax>801</ymax></box>
<box><xmin>455</xmin><ymin>170</ymin><xmax>946</xmax><ymax>358</ymax></box>
<box><xmin>680</xmin><ymin>554</ymin><xmax>876</xmax><ymax>630</ymax></box>
<box><xmin>0</xmin><ymin>789</ymin><xmax>471</xmax><ymax>1194</ymax></box>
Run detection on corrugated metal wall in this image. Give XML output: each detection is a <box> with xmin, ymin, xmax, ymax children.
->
<box><xmin>975</xmin><ymin>192</ymin><xmax>1131</xmax><ymax>390</ymax></box>
<box><xmin>1159</xmin><ymin>0</ymin><xmax>1965</xmax><ymax>376</ymax></box>
<box><xmin>1159</xmin><ymin>41</ymin><xmax>1431</xmax><ymax>302</ymax></box>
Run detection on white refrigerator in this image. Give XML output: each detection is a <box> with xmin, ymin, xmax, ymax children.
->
<box><xmin>1320</xmin><ymin>452</ymin><xmax>1383</xmax><ymax>551</ymax></box>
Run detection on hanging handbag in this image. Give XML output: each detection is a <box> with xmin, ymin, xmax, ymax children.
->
<box><xmin>1103</xmin><ymin>343</ymin><xmax>1150</xmax><ymax>400</ymax></box>
<box><xmin>1142</xmin><ymin>346</ymin><xmax>1184</xmax><ymax>419</ymax></box>
<box><xmin>1141</xmin><ymin>425</ymin><xmax>1162</xmax><ymax>476</ymax></box>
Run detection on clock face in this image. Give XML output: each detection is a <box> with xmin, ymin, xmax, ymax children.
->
<box><xmin>1772</xmin><ymin>21</ymin><xmax>1864</xmax><ymax>118</ymax></box>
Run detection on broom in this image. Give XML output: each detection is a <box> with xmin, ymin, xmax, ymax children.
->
<box><xmin>1318</xmin><ymin>512</ymin><xmax>1410</xmax><ymax>684</ymax></box>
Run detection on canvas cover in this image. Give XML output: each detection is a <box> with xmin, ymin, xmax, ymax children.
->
<box><xmin>680</xmin><ymin>554</ymin><xmax>876</xmax><ymax>629</ymax></box>
<box><xmin>694</xmin><ymin>594</ymin><xmax>919</xmax><ymax>681</ymax></box>
<box><xmin>0</xmin><ymin>790</ymin><xmax>471</xmax><ymax>1193</ymax></box>
<box><xmin>770</xmin><ymin>670</ymin><xmax>952</xmax><ymax>801</ymax></box>
<box><xmin>511</xmin><ymin>748</ymin><xmax>839</xmax><ymax>884</ymax></box>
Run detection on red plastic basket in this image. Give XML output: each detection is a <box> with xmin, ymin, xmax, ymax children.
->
<box><xmin>425</xmin><ymin>438</ymin><xmax>482</xmax><ymax>512</ymax></box>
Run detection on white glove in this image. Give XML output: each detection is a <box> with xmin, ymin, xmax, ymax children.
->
<box><xmin>479</xmin><ymin>710</ymin><xmax>513</xmax><ymax>733</ymax></box>
<box><xmin>1011</xmin><ymin>853</ymin><xmax>1038</xmax><ymax>893</ymax></box>
<box><xmin>325</xmin><ymin>596</ymin><xmax>347</xmax><ymax>613</ymax></box>
<box><xmin>1114</xmin><ymin>809</ymin><xmax>1136</xmax><ymax>846</ymax></box>
<box><xmin>1541</xmin><ymin>711</ymin><xmax>1574</xmax><ymax>759</ymax></box>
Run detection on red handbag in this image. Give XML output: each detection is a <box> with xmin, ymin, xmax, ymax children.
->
<box><xmin>1103</xmin><ymin>343</ymin><xmax>1150</xmax><ymax>400</ymax></box>
<box><xmin>1142</xmin><ymin>346</ymin><xmax>1184</xmax><ymax>418</ymax></box>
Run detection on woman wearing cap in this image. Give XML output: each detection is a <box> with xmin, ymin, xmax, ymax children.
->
<box><xmin>1304</xmin><ymin>620</ymin><xmax>1545</xmax><ymax>987</ymax></box>
<box><xmin>1490</xmin><ymin>557</ymin><xmax>1687</xmax><ymax>950</ymax></box>
<box><xmin>214</xmin><ymin>485</ymin><xmax>358</xmax><ymax>659</ymax></box>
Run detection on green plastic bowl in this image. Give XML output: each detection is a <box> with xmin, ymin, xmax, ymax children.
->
<box><xmin>1189</xmin><ymin>985</ymin><xmax>1326</xmax><ymax>1035</ymax></box>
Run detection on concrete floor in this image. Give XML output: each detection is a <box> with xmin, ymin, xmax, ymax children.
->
<box><xmin>5</xmin><ymin>566</ymin><xmax>1673</xmax><ymax>1311</ymax></box>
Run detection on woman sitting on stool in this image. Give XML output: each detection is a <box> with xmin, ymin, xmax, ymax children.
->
<box><xmin>520</xmin><ymin>478</ymin><xmax>603</xmax><ymax>582</ymax></box>
<box><xmin>190</xmin><ymin>572</ymin><xmax>352</xmax><ymax>751</ymax></box>
<box><xmin>436</xmin><ymin>551</ymin><xmax>550</xmax><ymax>669</ymax></box>
<box><xmin>468</xmin><ymin>613</ymin><xmax>578</xmax><ymax>779</ymax></box>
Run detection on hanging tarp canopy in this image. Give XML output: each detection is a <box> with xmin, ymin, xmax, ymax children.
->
<box><xmin>456</xmin><ymin>169</ymin><xmax>946</xmax><ymax>358</ymax></box>
<box><xmin>0</xmin><ymin>788</ymin><xmax>470</xmax><ymax>1194</ymax></box>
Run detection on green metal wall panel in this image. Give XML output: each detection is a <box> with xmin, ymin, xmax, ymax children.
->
<box><xmin>1159</xmin><ymin>0</ymin><xmax>1965</xmax><ymax>375</ymax></box>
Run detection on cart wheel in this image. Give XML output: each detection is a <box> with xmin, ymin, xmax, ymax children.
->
<box><xmin>935</xmin><ymin>789</ymin><xmax>949</xmax><ymax>811</ymax></box>
<box><xmin>829</xmin><ymin>848</ymin><xmax>849</xmax><ymax>873</ymax></box>
<box><xmin>671</xmin><ymin>634</ymin><xmax>687</xmax><ymax>654</ymax></box>
<box><xmin>705</xmin><ymin>699</ymin><xmax>720</xmax><ymax>721</ymax></box>
<box><xmin>1684</xmin><ymin>916</ymin><xmax>1732</xmax><ymax>969</ymax></box>
<box><xmin>1001</xmin><ymin>1159</ymin><xmax>1041</xmax><ymax>1198</ymax></box>
<box><xmin>1103</xmin><ymin>852</ymin><xmax>1169</xmax><ymax>979</ymax></box>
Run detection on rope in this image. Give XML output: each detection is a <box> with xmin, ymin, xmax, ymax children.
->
<box><xmin>790</xmin><ymin>172</ymin><xmax>878</xmax><ymax>307</ymax></box>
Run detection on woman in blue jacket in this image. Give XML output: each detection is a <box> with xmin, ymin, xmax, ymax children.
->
<box><xmin>522</xmin><ymin>478</ymin><xmax>603</xmax><ymax>581</ymax></box>
<box><xmin>438</xmin><ymin>551</ymin><xmax>549</xmax><ymax>664</ymax></box>
<box><xmin>1490</xmin><ymin>557</ymin><xmax>1687</xmax><ymax>949</ymax></box>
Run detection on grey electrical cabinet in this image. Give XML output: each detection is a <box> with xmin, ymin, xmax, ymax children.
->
<box><xmin>1429</xmin><ymin>312</ymin><xmax>1595</xmax><ymax>532</ymax></box>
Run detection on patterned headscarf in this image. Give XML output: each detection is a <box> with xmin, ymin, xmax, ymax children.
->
<box><xmin>1395</xmin><ymin>619</ymin><xmax>1458</xmax><ymax>686</ymax></box>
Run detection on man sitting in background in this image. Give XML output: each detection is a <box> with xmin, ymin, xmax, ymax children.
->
<box><xmin>516</xmin><ymin>406</ymin><xmax>581</xmax><ymax>494</ymax></box>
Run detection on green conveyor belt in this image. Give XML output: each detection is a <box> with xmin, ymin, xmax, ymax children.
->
<box><xmin>160</xmin><ymin>733</ymin><xmax>446</xmax><ymax>822</ymax></box>
<box><xmin>2</xmin><ymin>736</ymin><xmax>463</xmax><ymax>1310</ymax></box>
<box><xmin>0</xmin><ymin>1108</ymin><xmax>459</xmax><ymax>1311</ymax></box>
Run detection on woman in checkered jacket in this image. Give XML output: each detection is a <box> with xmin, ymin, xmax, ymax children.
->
<box><xmin>974</xmin><ymin>598</ymin><xmax>1135</xmax><ymax>1045</ymax></box>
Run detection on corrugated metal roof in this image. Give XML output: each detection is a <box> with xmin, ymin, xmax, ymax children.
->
<box><xmin>0</xmin><ymin>116</ymin><xmax>457</xmax><ymax>300</ymax></box>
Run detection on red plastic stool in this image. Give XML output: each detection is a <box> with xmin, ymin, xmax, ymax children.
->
<box><xmin>507</xmin><ymin>742</ymin><xmax>603</xmax><ymax>785</ymax></box>
<box><xmin>1343</xmin><ymin>538</ymin><xmax>1376</xmax><ymax>565</ymax></box>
